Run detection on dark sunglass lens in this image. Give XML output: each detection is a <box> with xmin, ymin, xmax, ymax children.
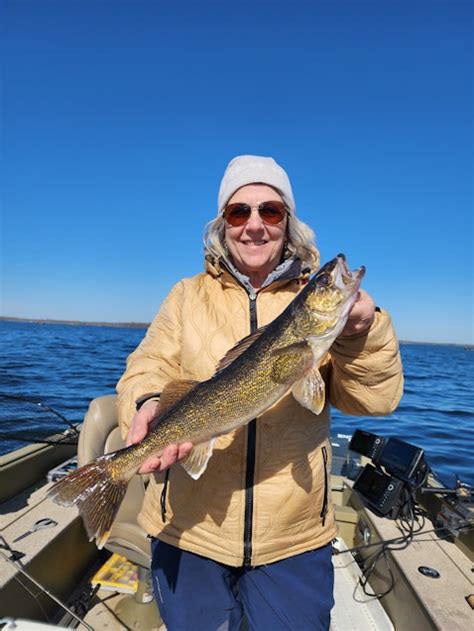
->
<box><xmin>259</xmin><ymin>202</ymin><xmax>286</xmax><ymax>224</ymax></box>
<box><xmin>225</xmin><ymin>204</ymin><xmax>251</xmax><ymax>226</ymax></box>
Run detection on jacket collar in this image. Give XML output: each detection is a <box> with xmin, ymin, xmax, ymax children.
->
<box><xmin>205</xmin><ymin>254</ymin><xmax>310</xmax><ymax>298</ymax></box>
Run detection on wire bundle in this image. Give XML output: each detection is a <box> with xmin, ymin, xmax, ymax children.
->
<box><xmin>359</xmin><ymin>466</ymin><xmax>430</xmax><ymax>598</ymax></box>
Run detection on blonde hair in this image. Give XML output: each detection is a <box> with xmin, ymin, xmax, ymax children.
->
<box><xmin>204</xmin><ymin>212</ymin><xmax>320</xmax><ymax>272</ymax></box>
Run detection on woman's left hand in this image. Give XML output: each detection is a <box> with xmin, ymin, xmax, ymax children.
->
<box><xmin>340</xmin><ymin>289</ymin><xmax>376</xmax><ymax>337</ymax></box>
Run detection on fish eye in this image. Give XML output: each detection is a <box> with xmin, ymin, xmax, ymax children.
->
<box><xmin>319</xmin><ymin>273</ymin><xmax>331</xmax><ymax>286</ymax></box>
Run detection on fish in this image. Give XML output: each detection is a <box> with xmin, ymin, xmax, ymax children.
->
<box><xmin>48</xmin><ymin>254</ymin><xmax>365</xmax><ymax>547</ymax></box>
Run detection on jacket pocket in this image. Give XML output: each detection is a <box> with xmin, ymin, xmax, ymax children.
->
<box><xmin>320</xmin><ymin>445</ymin><xmax>329</xmax><ymax>526</ymax></box>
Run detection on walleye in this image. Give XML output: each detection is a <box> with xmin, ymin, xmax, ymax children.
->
<box><xmin>49</xmin><ymin>254</ymin><xmax>365</xmax><ymax>547</ymax></box>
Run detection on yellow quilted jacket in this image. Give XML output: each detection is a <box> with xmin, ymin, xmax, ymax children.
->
<box><xmin>116</xmin><ymin>261</ymin><xmax>403</xmax><ymax>566</ymax></box>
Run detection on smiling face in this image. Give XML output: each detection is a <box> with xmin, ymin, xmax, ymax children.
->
<box><xmin>224</xmin><ymin>184</ymin><xmax>288</xmax><ymax>288</ymax></box>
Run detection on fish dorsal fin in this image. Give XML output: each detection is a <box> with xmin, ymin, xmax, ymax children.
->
<box><xmin>181</xmin><ymin>438</ymin><xmax>216</xmax><ymax>480</ymax></box>
<box><xmin>215</xmin><ymin>326</ymin><xmax>268</xmax><ymax>374</ymax></box>
<box><xmin>158</xmin><ymin>379</ymin><xmax>200</xmax><ymax>415</ymax></box>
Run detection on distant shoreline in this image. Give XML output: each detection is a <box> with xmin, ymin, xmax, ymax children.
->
<box><xmin>1</xmin><ymin>316</ymin><xmax>472</xmax><ymax>348</ymax></box>
<box><xmin>0</xmin><ymin>316</ymin><xmax>148</xmax><ymax>329</ymax></box>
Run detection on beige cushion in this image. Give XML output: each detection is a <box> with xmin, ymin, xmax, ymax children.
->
<box><xmin>78</xmin><ymin>395</ymin><xmax>151</xmax><ymax>568</ymax></box>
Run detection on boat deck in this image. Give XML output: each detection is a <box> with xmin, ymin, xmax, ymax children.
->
<box><xmin>0</xmin><ymin>476</ymin><xmax>393</xmax><ymax>631</ymax></box>
<box><xmin>1</xmin><ymin>449</ymin><xmax>472</xmax><ymax>630</ymax></box>
<box><xmin>1</xmin><ymin>477</ymin><xmax>395</xmax><ymax>630</ymax></box>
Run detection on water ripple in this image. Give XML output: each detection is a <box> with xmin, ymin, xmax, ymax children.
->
<box><xmin>1</xmin><ymin>322</ymin><xmax>473</xmax><ymax>486</ymax></box>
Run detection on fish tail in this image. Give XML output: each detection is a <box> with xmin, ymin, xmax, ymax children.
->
<box><xmin>48</xmin><ymin>452</ymin><xmax>131</xmax><ymax>549</ymax></box>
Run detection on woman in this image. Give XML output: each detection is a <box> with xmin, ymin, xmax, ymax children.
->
<box><xmin>117</xmin><ymin>155</ymin><xmax>403</xmax><ymax>630</ymax></box>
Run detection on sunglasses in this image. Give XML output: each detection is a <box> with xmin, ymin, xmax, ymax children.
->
<box><xmin>223</xmin><ymin>201</ymin><xmax>288</xmax><ymax>227</ymax></box>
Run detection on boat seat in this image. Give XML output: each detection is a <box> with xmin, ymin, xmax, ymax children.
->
<box><xmin>77</xmin><ymin>394</ymin><xmax>151</xmax><ymax>569</ymax></box>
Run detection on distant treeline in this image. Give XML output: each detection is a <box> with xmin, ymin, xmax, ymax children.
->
<box><xmin>0</xmin><ymin>316</ymin><xmax>149</xmax><ymax>329</ymax></box>
<box><xmin>1</xmin><ymin>316</ymin><xmax>472</xmax><ymax>348</ymax></box>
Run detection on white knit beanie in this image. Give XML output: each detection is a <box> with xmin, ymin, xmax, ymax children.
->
<box><xmin>217</xmin><ymin>155</ymin><xmax>296</xmax><ymax>215</ymax></box>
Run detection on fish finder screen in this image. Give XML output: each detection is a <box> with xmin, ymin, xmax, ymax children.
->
<box><xmin>355</xmin><ymin>466</ymin><xmax>390</xmax><ymax>501</ymax></box>
<box><xmin>349</xmin><ymin>430</ymin><xmax>379</xmax><ymax>456</ymax></box>
<box><xmin>377</xmin><ymin>438</ymin><xmax>423</xmax><ymax>479</ymax></box>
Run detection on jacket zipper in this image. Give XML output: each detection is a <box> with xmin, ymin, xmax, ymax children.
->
<box><xmin>320</xmin><ymin>445</ymin><xmax>329</xmax><ymax>526</ymax></box>
<box><xmin>243</xmin><ymin>294</ymin><xmax>258</xmax><ymax>566</ymax></box>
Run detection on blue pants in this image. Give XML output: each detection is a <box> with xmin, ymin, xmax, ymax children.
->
<box><xmin>151</xmin><ymin>539</ymin><xmax>334</xmax><ymax>631</ymax></box>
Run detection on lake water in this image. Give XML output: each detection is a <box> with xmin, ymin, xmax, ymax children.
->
<box><xmin>1</xmin><ymin>320</ymin><xmax>473</xmax><ymax>487</ymax></box>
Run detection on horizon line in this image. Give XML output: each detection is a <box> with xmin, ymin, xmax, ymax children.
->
<box><xmin>1</xmin><ymin>316</ymin><xmax>472</xmax><ymax>348</ymax></box>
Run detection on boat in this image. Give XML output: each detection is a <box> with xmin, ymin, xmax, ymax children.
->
<box><xmin>1</xmin><ymin>395</ymin><xmax>473</xmax><ymax>630</ymax></box>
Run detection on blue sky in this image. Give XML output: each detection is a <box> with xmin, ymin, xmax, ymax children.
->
<box><xmin>1</xmin><ymin>0</ymin><xmax>473</xmax><ymax>344</ymax></box>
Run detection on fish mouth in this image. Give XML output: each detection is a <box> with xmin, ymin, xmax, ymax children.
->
<box><xmin>333</xmin><ymin>254</ymin><xmax>366</xmax><ymax>321</ymax></box>
<box><xmin>335</xmin><ymin>253</ymin><xmax>365</xmax><ymax>290</ymax></box>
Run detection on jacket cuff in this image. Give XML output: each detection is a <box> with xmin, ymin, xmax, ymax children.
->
<box><xmin>135</xmin><ymin>392</ymin><xmax>161</xmax><ymax>411</ymax></box>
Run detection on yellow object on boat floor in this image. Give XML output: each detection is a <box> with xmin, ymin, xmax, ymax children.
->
<box><xmin>91</xmin><ymin>553</ymin><xmax>138</xmax><ymax>595</ymax></box>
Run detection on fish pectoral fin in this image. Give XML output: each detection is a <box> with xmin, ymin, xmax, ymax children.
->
<box><xmin>180</xmin><ymin>438</ymin><xmax>216</xmax><ymax>480</ymax></box>
<box><xmin>215</xmin><ymin>326</ymin><xmax>268</xmax><ymax>374</ymax></box>
<box><xmin>159</xmin><ymin>379</ymin><xmax>200</xmax><ymax>415</ymax></box>
<box><xmin>270</xmin><ymin>341</ymin><xmax>314</xmax><ymax>385</ymax></box>
<box><xmin>271</xmin><ymin>342</ymin><xmax>326</xmax><ymax>413</ymax></box>
<box><xmin>291</xmin><ymin>367</ymin><xmax>326</xmax><ymax>415</ymax></box>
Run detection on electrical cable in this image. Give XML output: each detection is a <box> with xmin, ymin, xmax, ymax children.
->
<box><xmin>334</xmin><ymin>523</ymin><xmax>474</xmax><ymax>558</ymax></box>
<box><xmin>342</xmin><ymin>432</ymin><xmax>473</xmax><ymax>602</ymax></box>
<box><xmin>344</xmin><ymin>467</ymin><xmax>449</xmax><ymax>600</ymax></box>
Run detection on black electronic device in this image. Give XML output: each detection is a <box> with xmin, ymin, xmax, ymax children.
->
<box><xmin>353</xmin><ymin>464</ymin><xmax>404</xmax><ymax>516</ymax></box>
<box><xmin>375</xmin><ymin>437</ymin><xmax>426</xmax><ymax>482</ymax></box>
<box><xmin>349</xmin><ymin>430</ymin><xmax>386</xmax><ymax>460</ymax></box>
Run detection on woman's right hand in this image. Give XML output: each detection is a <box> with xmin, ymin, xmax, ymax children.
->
<box><xmin>125</xmin><ymin>399</ymin><xmax>193</xmax><ymax>474</ymax></box>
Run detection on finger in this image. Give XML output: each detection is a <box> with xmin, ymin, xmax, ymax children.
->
<box><xmin>357</xmin><ymin>289</ymin><xmax>374</xmax><ymax>310</ymax></box>
<box><xmin>125</xmin><ymin>428</ymin><xmax>139</xmax><ymax>448</ymax></box>
<box><xmin>349</xmin><ymin>289</ymin><xmax>370</xmax><ymax>311</ymax></box>
<box><xmin>341</xmin><ymin>307</ymin><xmax>375</xmax><ymax>336</ymax></box>
<box><xmin>127</xmin><ymin>418</ymin><xmax>148</xmax><ymax>446</ymax></box>
<box><xmin>137</xmin><ymin>442</ymin><xmax>194</xmax><ymax>475</ymax></box>
<box><xmin>126</xmin><ymin>403</ymin><xmax>160</xmax><ymax>446</ymax></box>
<box><xmin>159</xmin><ymin>444</ymin><xmax>180</xmax><ymax>469</ymax></box>
<box><xmin>177</xmin><ymin>442</ymin><xmax>194</xmax><ymax>460</ymax></box>
<box><xmin>347</xmin><ymin>293</ymin><xmax>361</xmax><ymax>318</ymax></box>
<box><xmin>138</xmin><ymin>455</ymin><xmax>163</xmax><ymax>474</ymax></box>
